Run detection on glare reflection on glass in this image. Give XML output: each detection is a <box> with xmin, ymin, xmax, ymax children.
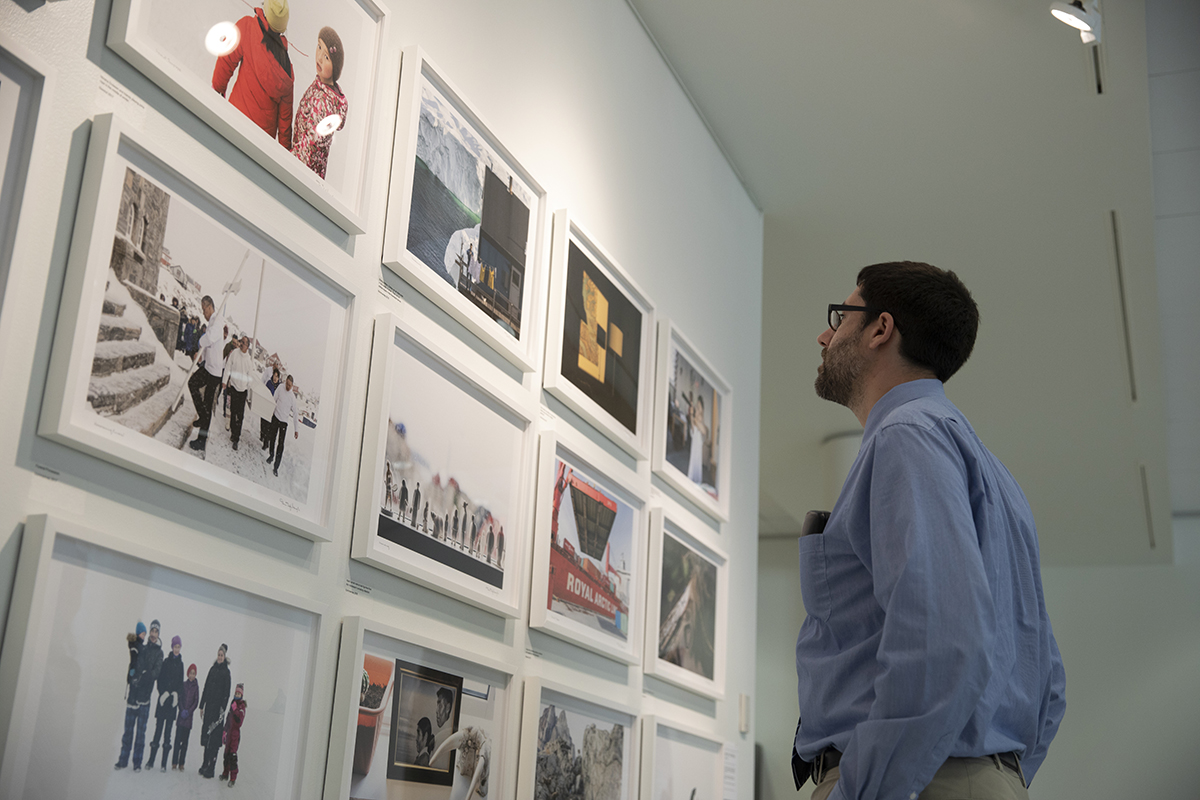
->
<box><xmin>316</xmin><ymin>114</ymin><xmax>342</xmax><ymax>137</ymax></box>
<box><xmin>205</xmin><ymin>22</ymin><xmax>240</xmax><ymax>57</ymax></box>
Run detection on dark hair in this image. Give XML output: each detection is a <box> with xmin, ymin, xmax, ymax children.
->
<box><xmin>436</xmin><ymin>688</ymin><xmax>453</xmax><ymax>706</ymax></box>
<box><xmin>201</xmin><ymin>295</ymin><xmax>214</xmax><ymax>309</ymax></box>
<box><xmin>319</xmin><ymin>27</ymin><xmax>344</xmax><ymax>83</ymax></box>
<box><xmin>855</xmin><ymin>261</ymin><xmax>978</xmax><ymax>382</ymax></box>
<box><xmin>417</xmin><ymin>717</ymin><xmax>432</xmax><ymax>743</ymax></box>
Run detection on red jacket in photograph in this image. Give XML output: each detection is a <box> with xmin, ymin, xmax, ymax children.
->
<box><xmin>212</xmin><ymin>8</ymin><xmax>295</xmax><ymax>150</ymax></box>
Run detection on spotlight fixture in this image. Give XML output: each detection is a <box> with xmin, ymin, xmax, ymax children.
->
<box><xmin>205</xmin><ymin>22</ymin><xmax>240</xmax><ymax>57</ymax></box>
<box><xmin>1050</xmin><ymin>0</ymin><xmax>1102</xmax><ymax>44</ymax></box>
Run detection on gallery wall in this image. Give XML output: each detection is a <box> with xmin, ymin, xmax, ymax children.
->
<box><xmin>0</xmin><ymin>0</ymin><xmax>763</xmax><ymax>798</ymax></box>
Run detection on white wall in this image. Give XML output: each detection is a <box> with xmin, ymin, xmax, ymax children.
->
<box><xmin>0</xmin><ymin>0</ymin><xmax>762</xmax><ymax>797</ymax></box>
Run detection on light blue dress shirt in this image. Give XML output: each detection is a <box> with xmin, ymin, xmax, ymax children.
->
<box><xmin>795</xmin><ymin>379</ymin><xmax>1066</xmax><ymax>800</ymax></box>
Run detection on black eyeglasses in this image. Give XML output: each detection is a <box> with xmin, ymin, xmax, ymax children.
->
<box><xmin>828</xmin><ymin>304</ymin><xmax>877</xmax><ymax>331</ymax></box>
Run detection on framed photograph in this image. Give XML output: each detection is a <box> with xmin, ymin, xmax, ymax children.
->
<box><xmin>544</xmin><ymin>210</ymin><xmax>656</xmax><ymax>460</ymax></box>
<box><xmin>642</xmin><ymin>505</ymin><xmax>728</xmax><ymax>700</ymax></box>
<box><xmin>38</xmin><ymin>114</ymin><xmax>356</xmax><ymax>542</ymax></box>
<box><xmin>651</xmin><ymin>320</ymin><xmax>733</xmax><ymax>522</ymax></box>
<box><xmin>516</xmin><ymin>677</ymin><xmax>639</xmax><ymax>800</ymax></box>
<box><xmin>529</xmin><ymin>422</ymin><xmax>649</xmax><ymax>664</ymax></box>
<box><xmin>382</xmin><ymin>46</ymin><xmax>549</xmax><ymax>373</ymax></box>
<box><xmin>0</xmin><ymin>515</ymin><xmax>324</xmax><ymax>800</ymax></box>
<box><xmin>107</xmin><ymin>0</ymin><xmax>391</xmax><ymax>234</ymax></box>
<box><xmin>0</xmin><ymin>35</ymin><xmax>51</xmax><ymax>319</ymax></box>
<box><xmin>351</xmin><ymin>308</ymin><xmax>538</xmax><ymax>618</ymax></box>
<box><xmin>638</xmin><ymin>716</ymin><xmax>725</xmax><ymax>800</ymax></box>
<box><xmin>325</xmin><ymin>616</ymin><xmax>516</xmax><ymax>800</ymax></box>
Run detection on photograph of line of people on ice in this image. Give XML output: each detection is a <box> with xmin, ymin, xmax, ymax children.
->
<box><xmin>17</xmin><ymin>547</ymin><xmax>316</xmax><ymax>799</ymax></box>
<box><xmin>374</xmin><ymin>331</ymin><xmax>524</xmax><ymax>592</ymax></box>
<box><xmin>129</xmin><ymin>0</ymin><xmax>379</xmax><ymax>200</ymax></box>
<box><xmin>80</xmin><ymin>160</ymin><xmax>344</xmax><ymax>510</ymax></box>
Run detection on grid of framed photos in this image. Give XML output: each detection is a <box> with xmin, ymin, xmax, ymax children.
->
<box><xmin>5</xmin><ymin>22</ymin><xmax>746</xmax><ymax>800</ymax></box>
<box><xmin>0</xmin><ymin>515</ymin><xmax>325</xmax><ymax>800</ymax></box>
<box><xmin>325</xmin><ymin>616</ymin><xmax>517</xmax><ymax>800</ymax></box>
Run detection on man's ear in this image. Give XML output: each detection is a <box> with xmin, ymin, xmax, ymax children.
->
<box><xmin>865</xmin><ymin>311</ymin><xmax>898</xmax><ymax>351</ymax></box>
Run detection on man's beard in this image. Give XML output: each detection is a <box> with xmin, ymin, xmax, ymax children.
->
<box><xmin>814</xmin><ymin>335</ymin><xmax>866</xmax><ymax>408</ymax></box>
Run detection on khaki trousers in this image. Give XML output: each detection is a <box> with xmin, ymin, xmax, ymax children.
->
<box><xmin>812</xmin><ymin>756</ymin><xmax>1029</xmax><ymax>800</ymax></box>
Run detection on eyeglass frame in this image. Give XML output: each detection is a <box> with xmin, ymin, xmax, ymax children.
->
<box><xmin>827</xmin><ymin>303</ymin><xmax>880</xmax><ymax>331</ymax></box>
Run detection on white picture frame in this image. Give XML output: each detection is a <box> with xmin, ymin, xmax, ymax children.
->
<box><xmin>528</xmin><ymin>422</ymin><xmax>649</xmax><ymax>664</ymax></box>
<box><xmin>638</xmin><ymin>715</ymin><xmax>726</xmax><ymax>800</ymax></box>
<box><xmin>651</xmin><ymin>319</ymin><xmax>733</xmax><ymax>522</ymax></box>
<box><xmin>0</xmin><ymin>514</ymin><xmax>326</xmax><ymax>800</ymax></box>
<box><xmin>543</xmin><ymin>210</ymin><xmax>656</xmax><ymax>460</ymax></box>
<box><xmin>0</xmin><ymin>34</ymin><xmax>53</xmax><ymax>319</ymax></box>
<box><xmin>642</xmin><ymin>503</ymin><xmax>729</xmax><ymax>700</ymax></box>
<box><xmin>351</xmin><ymin>308</ymin><xmax>538</xmax><ymax>618</ymax></box>
<box><xmin>107</xmin><ymin>0</ymin><xmax>393</xmax><ymax>235</ymax></box>
<box><xmin>324</xmin><ymin>615</ymin><xmax>519</xmax><ymax>800</ymax></box>
<box><xmin>516</xmin><ymin>677</ymin><xmax>640</xmax><ymax>800</ymax></box>
<box><xmin>38</xmin><ymin>114</ymin><xmax>358</xmax><ymax>543</ymax></box>
<box><xmin>382</xmin><ymin>46</ymin><xmax>550</xmax><ymax>373</ymax></box>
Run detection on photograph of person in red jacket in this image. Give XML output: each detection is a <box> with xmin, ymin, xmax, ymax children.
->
<box><xmin>212</xmin><ymin>0</ymin><xmax>295</xmax><ymax>150</ymax></box>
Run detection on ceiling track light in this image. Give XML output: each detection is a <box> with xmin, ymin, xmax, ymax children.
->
<box><xmin>1050</xmin><ymin>0</ymin><xmax>1102</xmax><ymax>45</ymax></box>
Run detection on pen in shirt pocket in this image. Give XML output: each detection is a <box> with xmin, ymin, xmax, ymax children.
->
<box><xmin>800</xmin><ymin>510</ymin><xmax>829</xmax><ymax>537</ymax></box>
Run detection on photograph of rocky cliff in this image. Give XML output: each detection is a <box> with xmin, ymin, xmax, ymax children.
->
<box><xmin>405</xmin><ymin>77</ymin><xmax>535</xmax><ymax>338</ymax></box>
<box><xmin>533</xmin><ymin>702</ymin><xmax>627</xmax><ymax>800</ymax></box>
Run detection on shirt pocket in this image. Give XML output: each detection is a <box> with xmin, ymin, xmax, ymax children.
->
<box><xmin>797</xmin><ymin>534</ymin><xmax>832</xmax><ymax>622</ymax></box>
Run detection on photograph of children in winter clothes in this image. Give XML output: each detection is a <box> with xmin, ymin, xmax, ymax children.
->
<box><xmin>12</xmin><ymin>538</ymin><xmax>317</xmax><ymax>799</ymax></box>
<box><xmin>124</xmin><ymin>0</ymin><xmax>381</xmax><ymax>202</ymax></box>
<box><xmin>73</xmin><ymin>158</ymin><xmax>345</xmax><ymax>518</ymax></box>
<box><xmin>349</xmin><ymin>646</ymin><xmax>507</xmax><ymax>800</ymax></box>
<box><xmin>374</xmin><ymin>329</ymin><xmax>524</xmax><ymax>594</ymax></box>
<box><xmin>403</xmin><ymin>74</ymin><xmax>537</xmax><ymax>340</ymax></box>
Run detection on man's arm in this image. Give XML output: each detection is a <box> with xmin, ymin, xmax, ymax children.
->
<box><xmin>831</xmin><ymin>422</ymin><xmax>996</xmax><ymax>800</ymax></box>
<box><xmin>1022</xmin><ymin>632</ymin><xmax>1066</xmax><ymax>780</ymax></box>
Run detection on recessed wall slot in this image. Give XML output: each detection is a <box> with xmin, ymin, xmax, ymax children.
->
<box><xmin>1110</xmin><ymin>210</ymin><xmax>1136</xmax><ymax>402</ymax></box>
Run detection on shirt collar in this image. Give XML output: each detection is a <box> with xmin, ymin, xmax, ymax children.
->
<box><xmin>861</xmin><ymin>378</ymin><xmax>945</xmax><ymax>443</ymax></box>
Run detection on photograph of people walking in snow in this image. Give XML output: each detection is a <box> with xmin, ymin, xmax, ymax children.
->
<box><xmin>110</xmin><ymin>0</ymin><xmax>384</xmax><ymax>219</ymax></box>
<box><xmin>102</xmin><ymin>163</ymin><xmax>336</xmax><ymax>501</ymax></box>
<box><xmin>42</xmin><ymin>135</ymin><xmax>349</xmax><ymax>537</ymax></box>
<box><xmin>6</xmin><ymin>529</ymin><xmax>318</xmax><ymax>800</ymax></box>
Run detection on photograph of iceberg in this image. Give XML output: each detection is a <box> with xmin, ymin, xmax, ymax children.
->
<box><xmin>405</xmin><ymin>76</ymin><xmax>535</xmax><ymax>339</ymax></box>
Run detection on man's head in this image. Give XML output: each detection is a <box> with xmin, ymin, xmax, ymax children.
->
<box><xmin>239</xmin><ymin>336</ymin><xmax>250</xmax><ymax>352</ymax></box>
<box><xmin>285</xmin><ymin>374</ymin><xmax>294</xmax><ymax>391</ymax></box>
<box><xmin>816</xmin><ymin>262</ymin><xmax>978</xmax><ymax>411</ymax></box>
<box><xmin>149</xmin><ymin>619</ymin><xmax>160</xmax><ymax>644</ymax></box>
<box><xmin>201</xmin><ymin>296</ymin><xmax>215</xmax><ymax>321</ymax></box>
<box><xmin>435</xmin><ymin>688</ymin><xmax>453</xmax><ymax>727</ymax></box>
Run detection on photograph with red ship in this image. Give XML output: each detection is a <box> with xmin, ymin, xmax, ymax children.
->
<box><xmin>545</xmin><ymin>457</ymin><xmax>636</xmax><ymax>641</ymax></box>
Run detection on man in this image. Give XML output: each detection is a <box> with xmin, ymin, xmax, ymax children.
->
<box><xmin>223</xmin><ymin>336</ymin><xmax>255</xmax><ymax>451</ymax></box>
<box><xmin>261</xmin><ymin>366</ymin><xmax>281</xmax><ymax>449</ymax></box>
<box><xmin>411</xmin><ymin>482</ymin><xmax>422</xmax><ymax>527</ymax></box>
<box><xmin>148</xmin><ymin>634</ymin><xmax>184</xmax><ymax>771</ymax></box>
<box><xmin>431</xmin><ymin>687</ymin><xmax>454</xmax><ymax>763</ymax></box>
<box><xmin>265</xmin><ymin>374</ymin><xmax>299</xmax><ymax>477</ymax></box>
<box><xmin>116</xmin><ymin>618</ymin><xmax>164</xmax><ymax>771</ymax></box>
<box><xmin>794</xmin><ymin>262</ymin><xmax>1066</xmax><ymax>800</ymax></box>
<box><xmin>188</xmin><ymin>296</ymin><xmax>226</xmax><ymax>453</ymax></box>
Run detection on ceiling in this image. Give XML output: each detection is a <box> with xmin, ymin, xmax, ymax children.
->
<box><xmin>627</xmin><ymin>0</ymin><xmax>1172</xmax><ymax>565</ymax></box>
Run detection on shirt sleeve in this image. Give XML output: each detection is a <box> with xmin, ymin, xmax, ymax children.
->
<box><xmin>834</xmin><ymin>421</ymin><xmax>997</xmax><ymax>800</ymax></box>
<box><xmin>1023</xmin><ymin>630</ymin><xmax>1066</xmax><ymax>781</ymax></box>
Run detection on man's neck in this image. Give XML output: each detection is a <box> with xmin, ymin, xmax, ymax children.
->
<box><xmin>850</xmin><ymin>367</ymin><xmax>937</xmax><ymax>426</ymax></box>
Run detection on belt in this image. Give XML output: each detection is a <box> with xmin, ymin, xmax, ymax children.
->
<box><xmin>810</xmin><ymin>749</ymin><xmax>1025</xmax><ymax>789</ymax></box>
